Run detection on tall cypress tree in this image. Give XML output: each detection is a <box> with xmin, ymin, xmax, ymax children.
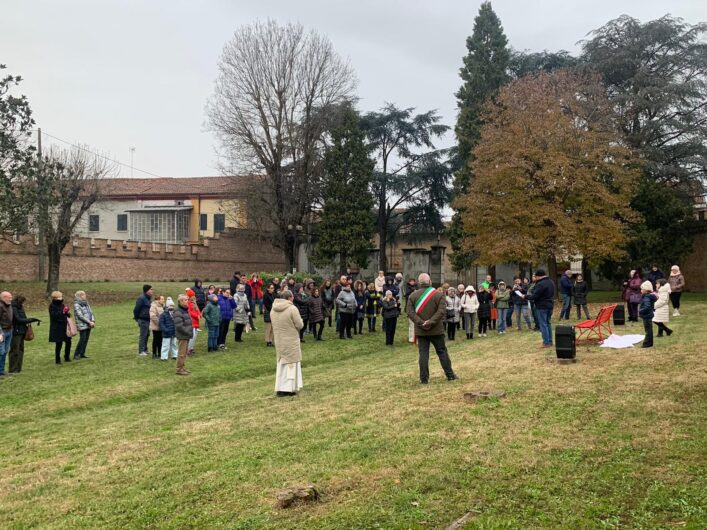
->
<box><xmin>313</xmin><ymin>107</ymin><xmax>375</xmax><ymax>274</ymax></box>
<box><xmin>449</xmin><ymin>1</ymin><xmax>510</xmax><ymax>272</ymax></box>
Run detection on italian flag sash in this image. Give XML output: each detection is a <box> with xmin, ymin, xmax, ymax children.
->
<box><xmin>414</xmin><ymin>287</ymin><xmax>436</xmax><ymax>315</ymax></box>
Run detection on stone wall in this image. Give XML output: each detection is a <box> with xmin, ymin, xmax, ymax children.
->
<box><xmin>0</xmin><ymin>230</ymin><xmax>287</xmax><ymax>282</ymax></box>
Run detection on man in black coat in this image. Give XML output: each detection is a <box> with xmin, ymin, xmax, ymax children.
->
<box><xmin>229</xmin><ymin>271</ymin><xmax>241</xmax><ymax>295</ymax></box>
<box><xmin>133</xmin><ymin>284</ymin><xmax>153</xmax><ymax>356</ymax></box>
<box><xmin>523</xmin><ymin>269</ymin><xmax>555</xmax><ymax>347</ymax></box>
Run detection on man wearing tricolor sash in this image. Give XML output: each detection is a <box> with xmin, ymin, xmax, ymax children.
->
<box><xmin>406</xmin><ymin>273</ymin><xmax>457</xmax><ymax>384</ymax></box>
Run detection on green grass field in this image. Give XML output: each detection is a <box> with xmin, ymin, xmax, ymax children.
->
<box><xmin>0</xmin><ymin>283</ymin><xmax>705</xmax><ymax>529</ymax></box>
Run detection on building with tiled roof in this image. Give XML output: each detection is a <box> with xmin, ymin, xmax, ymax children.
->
<box><xmin>75</xmin><ymin>176</ymin><xmax>251</xmax><ymax>243</ymax></box>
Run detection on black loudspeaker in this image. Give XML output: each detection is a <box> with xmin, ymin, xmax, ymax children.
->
<box><xmin>555</xmin><ymin>325</ymin><xmax>576</xmax><ymax>359</ymax></box>
<box><xmin>613</xmin><ymin>304</ymin><xmax>625</xmax><ymax>326</ymax></box>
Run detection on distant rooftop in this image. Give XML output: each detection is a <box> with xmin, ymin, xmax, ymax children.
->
<box><xmin>101</xmin><ymin>176</ymin><xmax>254</xmax><ymax>198</ymax></box>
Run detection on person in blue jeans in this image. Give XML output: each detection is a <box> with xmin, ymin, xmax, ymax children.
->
<box><xmin>494</xmin><ymin>281</ymin><xmax>511</xmax><ymax>334</ymax></box>
<box><xmin>559</xmin><ymin>270</ymin><xmax>573</xmax><ymax>320</ymax></box>
<box><xmin>524</xmin><ymin>269</ymin><xmax>556</xmax><ymax>347</ymax></box>
<box><xmin>0</xmin><ymin>291</ymin><xmax>14</xmax><ymax>376</ymax></box>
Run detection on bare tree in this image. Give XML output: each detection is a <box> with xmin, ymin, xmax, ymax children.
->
<box><xmin>39</xmin><ymin>146</ymin><xmax>114</xmax><ymax>294</ymax></box>
<box><xmin>207</xmin><ymin>20</ymin><xmax>356</xmax><ymax>269</ymax></box>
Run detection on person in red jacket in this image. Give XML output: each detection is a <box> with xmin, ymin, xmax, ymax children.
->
<box><xmin>185</xmin><ymin>288</ymin><xmax>201</xmax><ymax>354</ymax></box>
<box><xmin>248</xmin><ymin>273</ymin><xmax>265</xmax><ymax>315</ymax></box>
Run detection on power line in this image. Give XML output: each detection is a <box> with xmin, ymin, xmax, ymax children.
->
<box><xmin>37</xmin><ymin>130</ymin><xmax>164</xmax><ymax>178</ymax></box>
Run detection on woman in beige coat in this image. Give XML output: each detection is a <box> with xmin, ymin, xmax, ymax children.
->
<box><xmin>270</xmin><ymin>290</ymin><xmax>304</xmax><ymax>397</ymax></box>
<box><xmin>652</xmin><ymin>279</ymin><xmax>673</xmax><ymax>337</ymax></box>
<box><xmin>149</xmin><ymin>295</ymin><xmax>165</xmax><ymax>359</ymax></box>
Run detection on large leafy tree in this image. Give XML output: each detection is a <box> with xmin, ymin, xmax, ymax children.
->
<box><xmin>313</xmin><ymin>107</ymin><xmax>375</xmax><ymax>274</ymax></box>
<box><xmin>0</xmin><ymin>64</ymin><xmax>37</xmax><ymax>241</ymax></box>
<box><xmin>360</xmin><ymin>104</ymin><xmax>450</xmax><ymax>271</ymax></box>
<box><xmin>449</xmin><ymin>1</ymin><xmax>510</xmax><ymax>272</ymax></box>
<box><xmin>458</xmin><ymin>70</ymin><xmax>640</xmax><ymax>280</ymax></box>
<box><xmin>582</xmin><ymin>15</ymin><xmax>707</xmax><ymax>275</ymax></box>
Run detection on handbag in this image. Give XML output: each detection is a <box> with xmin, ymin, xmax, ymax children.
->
<box><xmin>66</xmin><ymin>318</ymin><xmax>78</xmax><ymax>338</ymax></box>
<box><xmin>24</xmin><ymin>324</ymin><xmax>34</xmax><ymax>341</ymax></box>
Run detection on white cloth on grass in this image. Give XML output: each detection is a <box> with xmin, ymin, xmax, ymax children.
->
<box><xmin>275</xmin><ymin>361</ymin><xmax>303</xmax><ymax>393</ymax></box>
<box><xmin>600</xmin><ymin>334</ymin><xmax>645</xmax><ymax>349</ymax></box>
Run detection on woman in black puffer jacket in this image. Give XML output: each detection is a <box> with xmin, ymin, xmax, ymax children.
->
<box><xmin>10</xmin><ymin>296</ymin><xmax>41</xmax><ymax>373</ymax></box>
<box><xmin>48</xmin><ymin>291</ymin><xmax>72</xmax><ymax>364</ymax></box>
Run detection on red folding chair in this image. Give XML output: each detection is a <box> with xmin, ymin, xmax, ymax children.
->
<box><xmin>575</xmin><ymin>304</ymin><xmax>617</xmax><ymax>343</ymax></box>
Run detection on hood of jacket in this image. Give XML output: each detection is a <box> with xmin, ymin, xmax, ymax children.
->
<box><xmin>272</xmin><ymin>298</ymin><xmax>293</xmax><ymax>312</ymax></box>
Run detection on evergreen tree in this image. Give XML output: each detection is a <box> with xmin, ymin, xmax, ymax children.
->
<box><xmin>449</xmin><ymin>1</ymin><xmax>510</xmax><ymax>272</ymax></box>
<box><xmin>313</xmin><ymin>107</ymin><xmax>375</xmax><ymax>274</ymax></box>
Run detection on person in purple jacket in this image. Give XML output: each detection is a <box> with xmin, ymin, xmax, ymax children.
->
<box><xmin>217</xmin><ymin>289</ymin><xmax>236</xmax><ymax>350</ymax></box>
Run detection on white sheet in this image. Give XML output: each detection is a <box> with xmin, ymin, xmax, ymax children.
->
<box><xmin>599</xmin><ymin>334</ymin><xmax>645</xmax><ymax>348</ymax></box>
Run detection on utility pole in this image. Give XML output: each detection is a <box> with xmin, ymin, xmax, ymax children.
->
<box><xmin>37</xmin><ymin>128</ymin><xmax>46</xmax><ymax>282</ymax></box>
<box><xmin>129</xmin><ymin>146</ymin><xmax>135</xmax><ymax>178</ymax></box>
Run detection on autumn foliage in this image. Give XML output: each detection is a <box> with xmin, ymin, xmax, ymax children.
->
<box><xmin>457</xmin><ymin>70</ymin><xmax>640</xmax><ymax>267</ymax></box>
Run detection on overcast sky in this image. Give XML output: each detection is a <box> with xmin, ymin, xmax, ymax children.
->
<box><xmin>3</xmin><ymin>0</ymin><xmax>705</xmax><ymax>178</ymax></box>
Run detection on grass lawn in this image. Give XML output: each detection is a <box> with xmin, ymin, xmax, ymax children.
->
<box><xmin>0</xmin><ymin>284</ymin><xmax>705</xmax><ymax>529</ymax></box>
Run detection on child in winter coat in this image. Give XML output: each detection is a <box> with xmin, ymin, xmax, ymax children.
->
<box><xmin>460</xmin><ymin>286</ymin><xmax>478</xmax><ymax>339</ymax></box>
<box><xmin>652</xmin><ymin>278</ymin><xmax>673</xmax><ymax>338</ymax></box>
<box><xmin>572</xmin><ymin>274</ymin><xmax>591</xmax><ymax>320</ymax></box>
<box><xmin>445</xmin><ymin>287</ymin><xmax>462</xmax><ymax>341</ymax></box>
<box><xmin>159</xmin><ymin>298</ymin><xmax>178</xmax><ymax>360</ymax></box>
<box><xmin>185</xmin><ymin>288</ymin><xmax>201</xmax><ymax>354</ymax></box>
<box><xmin>638</xmin><ymin>281</ymin><xmax>657</xmax><ymax>348</ymax></box>
<box><xmin>202</xmin><ymin>294</ymin><xmax>222</xmax><ymax>352</ymax></box>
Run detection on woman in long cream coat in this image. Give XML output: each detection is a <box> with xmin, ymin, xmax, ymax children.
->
<box><xmin>269</xmin><ymin>291</ymin><xmax>304</xmax><ymax>397</ymax></box>
<box><xmin>652</xmin><ymin>279</ymin><xmax>673</xmax><ymax>337</ymax></box>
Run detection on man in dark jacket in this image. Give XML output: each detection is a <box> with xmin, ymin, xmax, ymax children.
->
<box><xmin>133</xmin><ymin>284</ymin><xmax>153</xmax><ymax>356</ymax></box>
<box><xmin>524</xmin><ymin>269</ymin><xmax>555</xmax><ymax>347</ymax></box>
<box><xmin>229</xmin><ymin>271</ymin><xmax>241</xmax><ymax>295</ymax></box>
<box><xmin>646</xmin><ymin>265</ymin><xmax>664</xmax><ymax>289</ymax></box>
<box><xmin>193</xmin><ymin>280</ymin><xmax>206</xmax><ymax>311</ymax></box>
<box><xmin>559</xmin><ymin>270</ymin><xmax>573</xmax><ymax>320</ymax></box>
<box><xmin>406</xmin><ymin>273</ymin><xmax>457</xmax><ymax>384</ymax></box>
<box><xmin>173</xmin><ymin>294</ymin><xmax>193</xmax><ymax>375</ymax></box>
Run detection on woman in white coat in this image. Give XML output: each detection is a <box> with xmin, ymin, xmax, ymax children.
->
<box><xmin>652</xmin><ymin>278</ymin><xmax>673</xmax><ymax>337</ymax></box>
<box><xmin>270</xmin><ymin>290</ymin><xmax>304</xmax><ymax>397</ymax></box>
<box><xmin>460</xmin><ymin>285</ymin><xmax>479</xmax><ymax>340</ymax></box>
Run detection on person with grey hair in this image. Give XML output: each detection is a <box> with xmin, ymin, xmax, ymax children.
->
<box><xmin>270</xmin><ymin>289</ymin><xmax>304</xmax><ymax>397</ymax></box>
<box><xmin>73</xmin><ymin>290</ymin><xmax>95</xmax><ymax>359</ymax></box>
<box><xmin>406</xmin><ymin>273</ymin><xmax>457</xmax><ymax>384</ymax></box>
<box><xmin>172</xmin><ymin>294</ymin><xmax>193</xmax><ymax>375</ymax></box>
<box><xmin>0</xmin><ymin>291</ymin><xmax>14</xmax><ymax>376</ymax></box>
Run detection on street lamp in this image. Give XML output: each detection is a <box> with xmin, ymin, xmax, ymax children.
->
<box><xmin>287</xmin><ymin>224</ymin><xmax>303</xmax><ymax>273</ymax></box>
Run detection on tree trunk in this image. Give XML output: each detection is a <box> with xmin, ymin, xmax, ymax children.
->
<box><xmin>339</xmin><ymin>253</ymin><xmax>347</xmax><ymax>276</ymax></box>
<box><xmin>378</xmin><ymin>202</ymin><xmax>387</xmax><ymax>272</ymax></box>
<box><xmin>46</xmin><ymin>242</ymin><xmax>62</xmax><ymax>296</ymax></box>
<box><xmin>582</xmin><ymin>257</ymin><xmax>593</xmax><ymax>290</ymax></box>
<box><xmin>547</xmin><ymin>255</ymin><xmax>558</xmax><ymax>297</ymax></box>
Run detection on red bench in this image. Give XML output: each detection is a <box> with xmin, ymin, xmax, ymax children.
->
<box><xmin>575</xmin><ymin>304</ymin><xmax>617</xmax><ymax>343</ymax></box>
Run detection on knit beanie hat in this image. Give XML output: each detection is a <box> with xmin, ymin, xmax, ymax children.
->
<box><xmin>166</xmin><ymin>297</ymin><xmax>175</xmax><ymax>308</ymax></box>
<box><xmin>534</xmin><ymin>269</ymin><xmax>546</xmax><ymax>276</ymax></box>
<box><xmin>640</xmin><ymin>281</ymin><xmax>653</xmax><ymax>291</ymax></box>
<box><xmin>143</xmin><ymin>284</ymin><xmax>152</xmax><ymax>293</ymax></box>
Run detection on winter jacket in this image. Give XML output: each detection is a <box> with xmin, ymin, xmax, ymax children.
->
<box><xmin>0</xmin><ymin>301</ymin><xmax>13</xmax><ymax>331</ymax></box>
<box><xmin>307</xmin><ymin>296</ymin><xmax>324</xmax><ymax>323</ymax></box>
<box><xmin>354</xmin><ymin>291</ymin><xmax>366</xmax><ymax>319</ymax></box>
<box><xmin>294</xmin><ymin>289</ymin><xmax>310</xmax><ymax>321</ymax></box>
<box><xmin>233</xmin><ymin>292</ymin><xmax>250</xmax><ymax>325</ymax></box>
<box><xmin>74</xmin><ymin>298</ymin><xmax>95</xmax><ymax>332</ymax></box>
<box><xmin>270</xmin><ymin>298</ymin><xmax>304</xmax><ymax>364</ymax></box>
<box><xmin>202</xmin><ymin>300</ymin><xmax>221</xmax><ymax>328</ymax></box>
<box><xmin>572</xmin><ymin>281</ymin><xmax>589</xmax><ymax>306</ymax></box>
<box><xmin>445</xmin><ymin>295</ymin><xmax>462</xmax><ymax>323</ymax></box>
<box><xmin>476</xmin><ymin>291</ymin><xmax>492</xmax><ymax>319</ymax></box>
<box><xmin>149</xmin><ymin>301</ymin><xmax>164</xmax><ymax>332</ymax></box>
<box><xmin>638</xmin><ymin>293</ymin><xmax>656</xmax><ymax>320</ymax></box>
<box><xmin>336</xmin><ymin>287</ymin><xmax>357</xmax><ymax>314</ymax></box>
<box><xmin>406</xmin><ymin>286</ymin><xmax>447</xmax><ymax>336</ymax></box>
<box><xmin>11</xmin><ymin>301</ymin><xmax>40</xmax><ymax>336</ymax></box>
<box><xmin>647</xmin><ymin>269</ymin><xmax>664</xmax><ymax>288</ymax></box>
<box><xmin>460</xmin><ymin>292</ymin><xmax>479</xmax><ymax>313</ymax></box>
<box><xmin>379</xmin><ymin>298</ymin><xmax>400</xmax><ymax>319</ymax></box>
<box><xmin>374</xmin><ymin>275</ymin><xmax>386</xmax><ymax>294</ymax></box>
<box><xmin>668</xmin><ymin>273</ymin><xmax>685</xmax><ymax>293</ymax></box>
<box><xmin>218</xmin><ymin>294</ymin><xmax>236</xmax><ymax>321</ymax></box>
<box><xmin>229</xmin><ymin>276</ymin><xmax>240</xmax><ymax>295</ymax></box>
<box><xmin>248</xmin><ymin>278</ymin><xmax>264</xmax><ymax>300</ymax></box>
<box><xmin>526</xmin><ymin>276</ymin><xmax>555</xmax><ymax>310</ymax></box>
<box><xmin>510</xmin><ymin>285</ymin><xmax>526</xmax><ymax>305</ymax></box>
<box><xmin>48</xmin><ymin>300</ymin><xmax>70</xmax><ymax>343</ymax></box>
<box><xmin>193</xmin><ymin>283</ymin><xmax>206</xmax><ymax>309</ymax></box>
<box><xmin>560</xmin><ymin>274</ymin><xmax>573</xmax><ymax>296</ymax></box>
<box><xmin>365</xmin><ymin>290</ymin><xmax>379</xmax><ymax>315</ymax></box>
<box><xmin>652</xmin><ymin>283</ymin><xmax>671</xmax><ymax>323</ymax></box>
<box><xmin>495</xmin><ymin>288</ymin><xmax>511</xmax><ymax>309</ymax></box>
<box><xmin>263</xmin><ymin>292</ymin><xmax>275</xmax><ymax>323</ymax></box>
<box><xmin>628</xmin><ymin>276</ymin><xmax>643</xmax><ymax>304</ymax></box>
<box><xmin>404</xmin><ymin>283</ymin><xmax>417</xmax><ymax>310</ymax></box>
<box><xmin>133</xmin><ymin>294</ymin><xmax>151</xmax><ymax>321</ymax></box>
<box><xmin>187</xmin><ymin>301</ymin><xmax>201</xmax><ymax>329</ymax></box>
<box><xmin>159</xmin><ymin>308</ymin><xmax>176</xmax><ymax>338</ymax></box>
<box><xmin>172</xmin><ymin>305</ymin><xmax>193</xmax><ymax>340</ymax></box>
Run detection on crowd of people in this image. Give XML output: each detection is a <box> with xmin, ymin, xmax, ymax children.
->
<box><xmin>0</xmin><ymin>263</ymin><xmax>689</xmax><ymax>386</ymax></box>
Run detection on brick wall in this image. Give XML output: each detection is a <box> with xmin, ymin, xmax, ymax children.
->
<box><xmin>0</xmin><ymin>230</ymin><xmax>287</xmax><ymax>282</ymax></box>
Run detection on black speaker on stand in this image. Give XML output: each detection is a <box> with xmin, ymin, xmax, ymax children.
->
<box><xmin>555</xmin><ymin>325</ymin><xmax>576</xmax><ymax>359</ymax></box>
<box><xmin>613</xmin><ymin>304</ymin><xmax>625</xmax><ymax>326</ymax></box>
